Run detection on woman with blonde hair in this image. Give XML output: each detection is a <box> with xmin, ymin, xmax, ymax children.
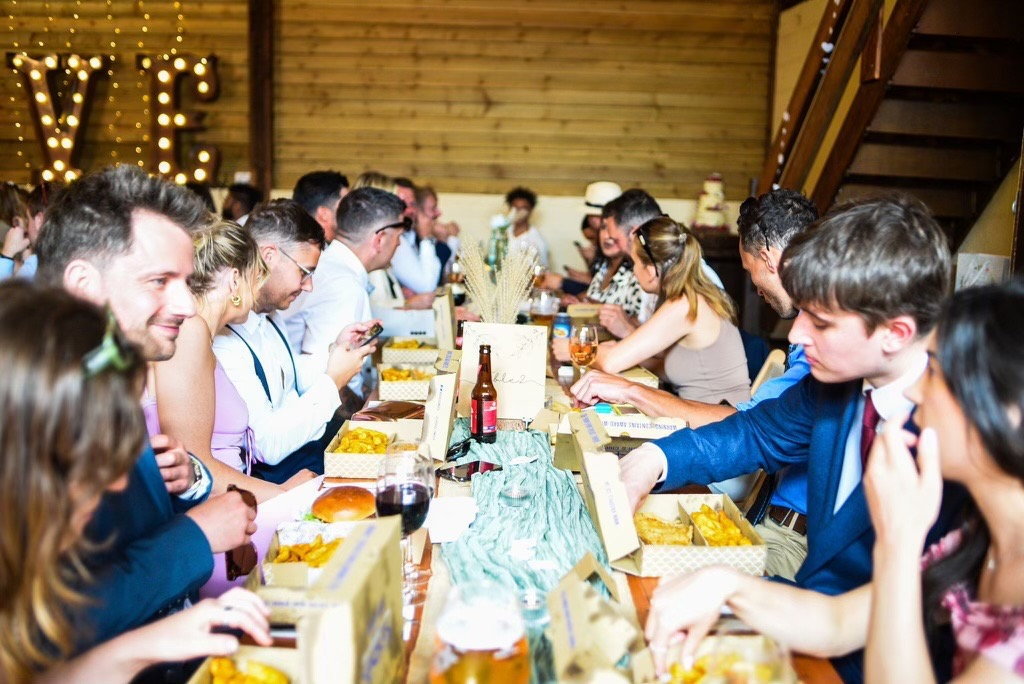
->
<box><xmin>153</xmin><ymin>219</ymin><xmax>312</xmax><ymax>502</ymax></box>
<box><xmin>589</xmin><ymin>216</ymin><xmax>750</xmax><ymax>406</ymax></box>
<box><xmin>0</xmin><ymin>282</ymin><xmax>270</xmax><ymax>682</ymax></box>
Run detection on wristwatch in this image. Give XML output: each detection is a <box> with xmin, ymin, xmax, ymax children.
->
<box><xmin>188</xmin><ymin>453</ymin><xmax>204</xmax><ymax>487</ymax></box>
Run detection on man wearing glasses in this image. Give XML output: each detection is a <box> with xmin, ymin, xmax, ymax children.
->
<box><xmin>279</xmin><ymin>187</ymin><xmax>407</xmax><ymax>389</ymax></box>
<box><xmin>213</xmin><ymin>199</ymin><xmax>378</xmax><ymax>483</ymax></box>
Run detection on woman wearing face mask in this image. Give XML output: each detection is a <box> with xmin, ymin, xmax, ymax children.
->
<box><xmin>587</xmin><ymin>216</ymin><xmax>750</xmax><ymax>407</ymax></box>
<box><xmin>0</xmin><ymin>282</ymin><xmax>270</xmax><ymax>683</ymax></box>
<box><xmin>643</xmin><ymin>280</ymin><xmax>1024</xmax><ymax>683</ymax></box>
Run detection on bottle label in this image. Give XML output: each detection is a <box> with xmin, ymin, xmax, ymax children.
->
<box><xmin>472</xmin><ymin>399</ymin><xmax>498</xmax><ymax>434</ymax></box>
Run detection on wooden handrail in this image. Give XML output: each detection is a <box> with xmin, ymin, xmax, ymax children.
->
<box><xmin>808</xmin><ymin>0</ymin><xmax>931</xmax><ymax>211</ymax></box>
<box><xmin>759</xmin><ymin>0</ymin><xmax>853</xmax><ymax>194</ymax></box>
<box><xmin>759</xmin><ymin>0</ymin><xmax>882</xmax><ymax>196</ymax></box>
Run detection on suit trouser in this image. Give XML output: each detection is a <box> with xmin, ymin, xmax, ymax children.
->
<box><xmin>755</xmin><ymin>516</ymin><xmax>809</xmax><ymax>581</ymax></box>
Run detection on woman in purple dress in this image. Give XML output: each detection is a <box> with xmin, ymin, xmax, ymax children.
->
<box><xmin>153</xmin><ymin>219</ymin><xmax>314</xmax><ymax>502</ymax></box>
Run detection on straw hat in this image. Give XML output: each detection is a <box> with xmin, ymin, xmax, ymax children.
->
<box><xmin>582</xmin><ymin>181</ymin><xmax>622</xmax><ymax>215</ymax></box>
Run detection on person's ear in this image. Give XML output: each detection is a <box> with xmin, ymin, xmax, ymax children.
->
<box><xmin>227</xmin><ymin>267</ymin><xmax>241</xmax><ymax>292</ymax></box>
<box><xmin>761</xmin><ymin>246</ymin><xmax>782</xmax><ymax>274</ymax></box>
<box><xmin>880</xmin><ymin>315</ymin><xmax>917</xmax><ymax>353</ymax></box>
<box><xmin>63</xmin><ymin>259</ymin><xmax>105</xmax><ymax>306</ymax></box>
<box><xmin>315</xmin><ymin>205</ymin><xmax>333</xmax><ymax>226</ymax></box>
<box><xmin>259</xmin><ymin>244</ymin><xmax>276</xmax><ymax>265</ymax></box>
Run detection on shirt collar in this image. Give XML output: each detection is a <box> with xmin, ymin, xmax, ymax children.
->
<box><xmin>332</xmin><ymin>240</ymin><xmax>369</xmax><ymax>285</ymax></box>
<box><xmin>862</xmin><ymin>350</ymin><xmax>928</xmax><ymax>422</ymax></box>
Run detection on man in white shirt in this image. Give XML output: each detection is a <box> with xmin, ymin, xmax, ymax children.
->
<box><xmin>291</xmin><ymin>170</ymin><xmax>348</xmax><ymax>242</ymax></box>
<box><xmin>213</xmin><ymin>199</ymin><xmax>377</xmax><ymax>482</ymax></box>
<box><xmin>387</xmin><ymin>177</ymin><xmax>443</xmax><ymax>296</ymax></box>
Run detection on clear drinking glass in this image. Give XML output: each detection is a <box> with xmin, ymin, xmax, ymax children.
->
<box><xmin>375</xmin><ymin>449</ymin><xmax>433</xmax><ymax>604</ymax></box>
<box><xmin>529</xmin><ymin>288</ymin><xmax>558</xmax><ymax>334</ymax></box>
<box><xmin>429</xmin><ymin>582</ymin><xmax>531</xmax><ymax>684</ymax></box>
<box><xmin>569</xmin><ymin>323</ymin><xmax>599</xmax><ymax>379</ymax></box>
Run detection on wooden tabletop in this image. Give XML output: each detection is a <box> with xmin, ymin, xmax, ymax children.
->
<box><xmin>627</xmin><ymin>575</ymin><xmax>842</xmax><ymax>684</ymax></box>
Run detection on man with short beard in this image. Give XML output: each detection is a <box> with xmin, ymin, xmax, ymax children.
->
<box><xmin>35</xmin><ymin>165</ymin><xmax>256</xmax><ymax>652</ymax></box>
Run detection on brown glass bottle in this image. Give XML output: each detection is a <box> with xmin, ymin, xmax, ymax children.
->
<box><xmin>470</xmin><ymin>344</ymin><xmax>498</xmax><ymax>443</ymax></box>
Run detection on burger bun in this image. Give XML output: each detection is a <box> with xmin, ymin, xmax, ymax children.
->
<box><xmin>311</xmin><ymin>486</ymin><xmax>375</xmax><ymax>523</ymax></box>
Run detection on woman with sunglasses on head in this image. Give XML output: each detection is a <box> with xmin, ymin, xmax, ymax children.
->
<box><xmin>587</xmin><ymin>215</ymin><xmax>750</xmax><ymax>407</ymax></box>
<box><xmin>0</xmin><ymin>281</ymin><xmax>270</xmax><ymax>683</ymax></box>
<box><xmin>643</xmin><ymin>281</ymin><xmax>1024</xmax><ymax>683</ymax></box>
<box><xmin>152</xmin><ymin>219</ymin><xmax>315</xmax><ymax>503</ymax></box>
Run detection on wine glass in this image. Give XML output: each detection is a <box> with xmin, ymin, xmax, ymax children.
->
<box><xmin>375</xmin><ymin>448</ymin><xmax>433</xmax><ymax>605</ymax></box>
<box><xmin>569</xmin><ymin>323</ymin><xmax>599</xmax><ymax>380</ymax></box>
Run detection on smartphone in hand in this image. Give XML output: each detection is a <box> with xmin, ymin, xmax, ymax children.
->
<box><xmin>354</xmin><ymin>322</ymin><xmax>384</xmax><ymax>349</ymax></box>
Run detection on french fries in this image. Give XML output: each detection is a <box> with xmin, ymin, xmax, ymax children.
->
<box><xmin>209</xmin><ymin>657</ymin><xmax>290</xmax><ymax>684</ymax></box>
<box><xmin>334</xmin><ymin>427</ymin><xmax>389</xmax><ymax>454</ymax></box>
<box><xmin>272</xmin><ymin>535</ymin><xmax>342</xmax><ymax>568</ymax></box>
<box><xmin>670</xmin><ymin>653</ymin><xmax>774</xmax><ymax>684</ymax></box>
<box><xmin>380</xmin><ymin>366</ymin><xmax>434</xmax><ymax>382</ymax></box>
<box><xmin>690</xmin><ymin>504</ymin><xmax>751</xmax><ymax>547</ymax></box>
<box><xmin>388</xmin><ymin>339</ymin><xmax>425</xmax><ymax>349</ymax></box>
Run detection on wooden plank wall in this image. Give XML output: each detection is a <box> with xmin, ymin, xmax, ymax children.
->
<box><xmin>274</xmin><ymin>0</ymin><xmax>773</xmax><ymax>196</ymax></box>
<box><xmin>0</xmin><ymin>0</ymin><xmax>248</xmax><ymax>184</ymax></box>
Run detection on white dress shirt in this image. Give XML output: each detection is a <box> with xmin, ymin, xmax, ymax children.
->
<box><xmin>213</xmin><ymin>311</ymin><xmax>341</xmax><ymax>465</ymax></box>
<box><xmin>833</xmin><ymin>351</ymin><xmax>927</xmax><ymax>512</ymax></box>
<box><xmin>278</xmin><ymin>240</ymin><xmax>374</xmax><ymax>394</ymax></box>
<box><xmin>508</xmin><ymin>225</ymin><xmax>549</xmax><ymax>267</ymax></box>
<box><xmin>389</xmin><ymin>230</ymin><xmax>441</xmax><ymax>294</ymax></box>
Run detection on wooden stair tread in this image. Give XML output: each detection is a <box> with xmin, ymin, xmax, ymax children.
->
<box><xmin>913</xmin><ymin>0</ymin><xmax>1024</xmax><ymax>41</ymax></box>
<box><xmin>848</xmin><ymin>143</ymin><xmax>1001</xmax><ymax>182</ymax></box>
<box><xmin>867</xmin><ymin>99</ymin><xmax>1023</xmax><ymax>141</ymax></box>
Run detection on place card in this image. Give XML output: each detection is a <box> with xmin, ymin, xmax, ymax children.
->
<box><xmin>457</xmin><ymin>322</ymin><xmax>547</xmax><ymax>422</ymax></box>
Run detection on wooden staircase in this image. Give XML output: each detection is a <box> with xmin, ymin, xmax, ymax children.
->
<box><xmin>761</xmin><ymin>0</ymin><xmax>1024</xmax><ymax>251</ymax></box>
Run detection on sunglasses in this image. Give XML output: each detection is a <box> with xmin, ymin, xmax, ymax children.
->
<box><xmin>374</xmin><ymin>215</ymin><xmax>412</xmax><ymax>233</ymax></box>
<box><xmin>278</xmin><ymin>247</ymin><xmax>314</xmax><ymax>284</ymax></box>
<box><xmin>82</xmin><ymin>309</ymin><xmax>137</xmax><ymax>378</ymax></box>
<box><xmin>635</xmin><ymin>227</ymin><xmax>660</xmax><ymax>278</ymax></box>
<box><xmin>225</xmin><ymin>484</ymin><xmax>258</xmax><ymax>581</ymax></box>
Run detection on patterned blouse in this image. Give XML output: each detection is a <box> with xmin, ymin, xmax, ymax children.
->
<box><xmin>921</xmin><ymin>529</ymin><xmax>1024</xmax><ymax>677</ymax></box>
<box><xmin>585</xmin><ymin>258</ymin><xmax>655</xmax><ymax>321</ymax></box>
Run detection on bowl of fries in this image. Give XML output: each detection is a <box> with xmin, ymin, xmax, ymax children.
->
<box><xmin>382</xmin><ymin>337</ymin><xmax>439</xmax><ymax>364</ymax></box>
<box><xmin>378</xmin><ymin>364</ymin><xmax>435</xmax><ymax>401</ymax></box>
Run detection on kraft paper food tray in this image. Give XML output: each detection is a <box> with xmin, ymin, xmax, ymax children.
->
<box><xmin>547</xmin><ymin>553</ymin><xmax>656</xmax><ymax>684</ymax></box>
<box><xmin>618</xmin><ymin>366</ymin><xmax>659</xmax><ymax>390</ymax></box>
<box><xmin>245</xmin><ymin>518</ymin><xmax>404</xmax><ymax>684</ymax></box>
<box><xmin>558</xmin><ymin>411</ymin><xmax>687</xmax><ymax>472</ymax></box>
<box><xmin>323</xmin><ymin>419</ymin><xmax>422</xmax><ymax>479</ymax></box>
<box><xmin>579</xmin><ymin>451</ymin><xmax>766</xmax><ymax>577</ymax></box>
<box><xmin>382</xmin><ymin>337</ymin><xmax>440</xmax><ymax>364</ymax></box>
<box><xmin>681</xmin><ymin>634</ymin><xmax>797</xmax><ymax>684</ymax></box>
<box><xmin>378</xmin><ymin>363</ymin><xmax>435</xmax><ymax>401</ymax></box>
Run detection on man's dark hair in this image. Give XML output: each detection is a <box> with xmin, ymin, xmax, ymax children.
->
<box><xmin>36</xmin><ymin>165</ymin><xmax>207</xmax><ymax>286</ymax></box>
<box><xmin>336</xmin><ymin>187</ymin><xmax>406</xmax><ymax>243</ymax></box>
<box><xmin>184</xmin><ymin>181</ymin><xmax>216</xmax><ymax>213</ymax></box>
<box><xmin>227</xmin><ymin>183</ymin><xmax>263</xmax><ymax>215</ymax></box>
<box><xmin>26</xmin><ymin>181</ymin><xmax>63</xmax><ymax>216</ymax></box>
<box><xmin>737</xmin><ymin>189</ymin><xmax>818</xmax><ymax>253</ymax></box>
<box><xmin>780</xmin><ymin>195</ymin><xmax>951</xmax><ymax>335</ymax></box>
<box><xmin>393</xmin><ymin>177</ymin><xmax>416</xmax><ymax>192</ymax></box>
<box><xmin>292</xmin><ymin>171</ymin><xmax>349</xmax><ymax>216</ymax></box>
<box><xmin>601</xmin><ymin>188</ymin><xmax>661</xmax><ymax>230</ymax></box>
<box><xmin>414</xmin><ymin>185</ymin><xmax>436</xmax><ymax>208</ymax></box>
<box><xmin>245</xmin><ymin>198</ymin><xmax>325</xmax><ymax>250</ymax></box>
<box><xmin>505</xmin><ymin>186</ymin><xmax>537</xmax><ymax>209</ymax></box>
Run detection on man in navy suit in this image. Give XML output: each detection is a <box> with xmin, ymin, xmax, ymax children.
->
<box><xmin>617</xmin><ymin>196</ymin><xmax>962</xmax><ymax>681</ymax></box>
<box><xmin>36</xmin><ymin>165</ymin><xmax>257</xmax><ymax>652</ymax></box>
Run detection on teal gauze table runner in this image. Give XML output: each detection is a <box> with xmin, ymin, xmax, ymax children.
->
<box><xmin>440</xmin><ymin>419</ymin><xmax>610</xmax><ymax>683</ymax></box>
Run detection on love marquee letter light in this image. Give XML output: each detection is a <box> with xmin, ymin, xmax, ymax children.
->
<box><xmin>136</xmin><ymin>53</ymin><xmax>219</xmax><ymax>185</ymax></box>
<box><xmin>6</xmin><ymin>52</ymin><xmax>109</xmax><ymax>183</ymax></box>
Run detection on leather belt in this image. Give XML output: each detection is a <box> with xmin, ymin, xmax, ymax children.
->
<box><xmin>767</xmin><ymin>504</ymin><xmax>808</xmax><ymax>536</ymax></box>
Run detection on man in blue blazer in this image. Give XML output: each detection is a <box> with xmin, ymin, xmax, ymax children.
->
<box><xmin>618</xmin><ymin>197</ymin><xmax>963</xmax><ymax>681</ymax></box>
<box><xmin>37</xmin><ymin>165</ymin><xmax>258</xmax><ymax>651</ymax></box>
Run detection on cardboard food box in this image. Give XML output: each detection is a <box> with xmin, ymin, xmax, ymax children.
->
<box><xmin>378</xmin><ymin>364</ymin><xmax>436</xmax><ymax>401</ymax></box>
<box><xmin>547</xmin><ymin>553</ymin><xmax>656</xmax><ymax>683</ymax></box>
<box><xmin>245</xmin><ymin>517</ymin><xmax>405</xmax><ymax>684</ymax></box>
<box><xmin>261</xmin><ymin>522</ymin><xmax>359</xmax><ymax>588</ymax></box>
<box><xmin>432</xmin><ymin>285</ymin><xmax>456</xmax><ymax>350</ymax></box>
<box><xmin>618</xmin><ymin>366</ymin><xmax>659</xmax><ymax>389</ymax></box>
<box><xmin>580</xmin><ymin>451</ymin><xmax>766</xmax><ymax>577</ymax></box>
<box><xmin>382</xmin><ymin>337</ymin><xmax>440</xmax><ymax>364</ymax></box>
<box><xmin>555</xmin><ymin>410</ymin><xmax>687</xmax><ymax>472</ymax></box>
<box><xmin>188</xmin><ymin>611</ymin><xmax>349</xmax><ymax>683</ymax></box>
<box><xmin>323</xmin><ymin>419</ymin><xmax>422</xmax><ymax>479</ymax></box>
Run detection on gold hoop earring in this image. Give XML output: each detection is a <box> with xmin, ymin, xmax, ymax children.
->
<box><xmin>230</xmin><ymin>294</ymin><xmax>242</xmax><ymax>307</ymax></box>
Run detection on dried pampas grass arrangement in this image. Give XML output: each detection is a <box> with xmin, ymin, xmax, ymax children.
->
<box><xmin>459</xmin><ymin>241</ymin><xmax>537</xmax><ymax>324</ymax></box>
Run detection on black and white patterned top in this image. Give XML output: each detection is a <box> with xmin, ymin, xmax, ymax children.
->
<box><xmin>585</xmin><ymin>258</ymin><xmax>655</xmax><ymax>321</ymax></box>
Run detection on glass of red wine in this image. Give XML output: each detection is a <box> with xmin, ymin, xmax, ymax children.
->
<box><xmin>375</xmin><ymin>444</ymin><xmax>433</xmax><ymax>605</ymax></box>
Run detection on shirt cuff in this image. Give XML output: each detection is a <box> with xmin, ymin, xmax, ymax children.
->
<box><xmin>178</xmin><ymin>454</ymin><xmax>213</xmax><ymax>501</ymax></box>
<box><xmin>632</xmin><ymin>441</ymin><xmax>669</xmax><ymax>484</ymax></box>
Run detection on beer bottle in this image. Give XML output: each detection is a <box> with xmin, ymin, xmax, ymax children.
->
<box><xmin>470</xmin><ymin>344</ymin><xmax>498</xmax><ymax>443</ymax></box>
